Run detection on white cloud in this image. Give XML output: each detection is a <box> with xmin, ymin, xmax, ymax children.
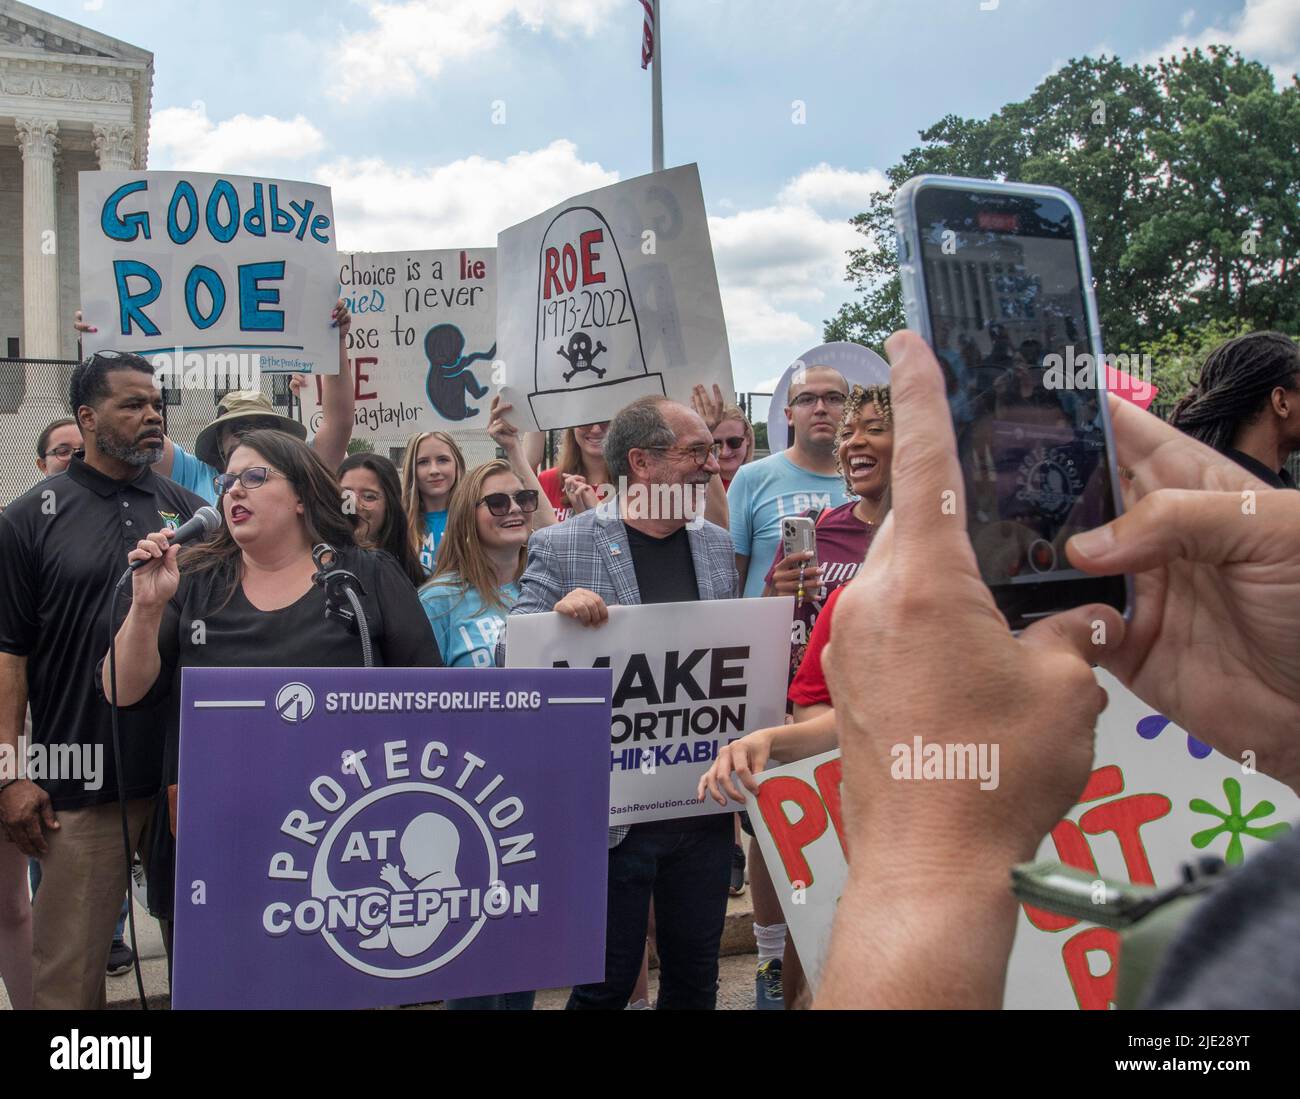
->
<box><xmin>709</xmin><ymin>164</ymin><xmax>880</xmax><ymax>353</ymax></box>
<box><xmin>318</xmin><ymin>138</ymin><xmax>618</xmax><ymax>250</ymax></box>
<box><xmin>1143</xmin><ymin>0</ymin><xmax>1300</xmax><ymax>81</ymax></box>
<box><xmin>777</xmin><ymin>162</ymin><xmax>888</xmax><ymax>213</ymax></box>
<box><xmin>150</xmin><ymin>102</ymin><xmax>325</xmax><ymax>173</ymax></box>
<box><xmin>332</xmin><ymin>0</ymin><xmax>623</xmax><ymax>101</ymax></box>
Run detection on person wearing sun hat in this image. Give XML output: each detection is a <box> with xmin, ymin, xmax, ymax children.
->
<box><xmin>194</xmin><ymin>390</ymin><xmax>308</xmax><ymax>472</ymax></box>
<box><xmin>73</xmin><ymin>301</ymin><xmax>355</xmax><ymax>505</ymax></box>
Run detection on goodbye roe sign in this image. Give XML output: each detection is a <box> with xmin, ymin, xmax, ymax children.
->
<box><xmin>505</xmin><ymin>598</ymin><xmax>790</xmax><ymax>825</ymax></box>
<box><xmin>496</xmin><ymin>163</ymin><xmax>735</xmax><ymax>431</ymax></box>
<box><xmin>79</xmin><ymin>170</ymin><xmax>339</xmax><ymax>373</ymax></box>
<box><xmin>172</xmin><ymin>666</ymin><xmax>611</xmax><ymax>1009</ymax></box>
<box><xmin>297</xmin><ymin>249</ymin><xmax>497</xmax><ymax>442</ymax></box>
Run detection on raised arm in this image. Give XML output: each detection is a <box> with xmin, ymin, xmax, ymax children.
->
<box><xmin>487</xmin><ymin>396</ymin><xmax>558</xmax><ymax>530</ymax></box>
<box><xmin>308</xmin><ymin>301</ymin><xmax>355</xmax><ymax>470</ymax></box>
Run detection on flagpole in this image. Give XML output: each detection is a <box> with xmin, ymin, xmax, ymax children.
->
<box><xmin>651</xmin><ymin>0</ymin><xmax>663</xmax><ymax>172</ymax></box>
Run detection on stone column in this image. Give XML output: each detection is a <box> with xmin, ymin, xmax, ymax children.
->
<box><xmin>93</xmin><ymin>122</ymin><xmax>136</xmax><ymax>171</ymax></box>
<box><xmin>15</xmin><ymin>117</ymin><xmax>64</xmax><ymax>423</ymax></box>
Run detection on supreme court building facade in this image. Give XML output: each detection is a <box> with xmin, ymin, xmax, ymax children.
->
<box><xmin>0</xmin><ymin>0</ymin><xmax>152</xmax><ymax>502</ymax></box>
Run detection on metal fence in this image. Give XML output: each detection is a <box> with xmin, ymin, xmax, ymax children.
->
<box><xmin>0</xmin><ymin>359</ymin><xmax>505</xmax><ymax>507</ymax></box>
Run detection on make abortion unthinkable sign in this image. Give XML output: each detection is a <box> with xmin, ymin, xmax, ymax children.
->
<box><xmin>496</xmin><ymin>164</ymin><xmax>735</xmax><ymax>431</ymax></box>
<box><xmin>79</xmin><ymin>170</ymin><xmax>339</xmax><ymax>374</ymax></box>
<box><xmin>505</xmin><ymin>598</ymin><xmax>791</xmax><ymax>825</ymax></box>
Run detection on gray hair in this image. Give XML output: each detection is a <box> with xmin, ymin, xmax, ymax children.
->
<box><xmin>603</xmin><ymin>396</ymin><xmax>676</xmax><ymax>483</ymax></box>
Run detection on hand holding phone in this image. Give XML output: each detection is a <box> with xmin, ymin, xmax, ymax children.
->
<box><xmin>892</xmin><ymin>174</ymin><xmax>1130</xmax><ymax>631</ymax></box>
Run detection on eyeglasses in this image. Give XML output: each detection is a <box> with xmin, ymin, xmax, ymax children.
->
<box><xmin>214</xmin><ymin>466</ymin><xmax>286</xmax><ymax>494</ymax></box>
<box><xmin>42</xmin><ymin>444</ymin><xmax>77</xmax><ymax>460</ymax></box>
<box><xmin>646</xmin><ymin>442</ymin><xmax>723</xmax><ymax>466</ymax></box>
<box><xmin>477</xmin><ymin>490</ymin><xmax>540</xmax><ymax>516</ymax></box>
<box><xmin>790</xmin><ymin>392</ymin><xmax>848</xmax><ymax>410</ymax></box>
<box><xmin>345</xmin><ymin>489</ymin><xmax>384</xmax><ymax>505</ymax></box>
<box><xmin>713</xmin><ymin>435</ymin><xmax>746</xmax><ymax>452</ymax></box>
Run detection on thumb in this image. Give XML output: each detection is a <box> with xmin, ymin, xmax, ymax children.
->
<box><xmin>1067</xmin><ymin>489</ymin><xmax>1258</xmax><ymax>575</ymax></box>
<box><xmin>1020</xmin><ymin>603</ymin><xmax>1126</xmax><ymax>665</ymax></box>
<box><xmin>41</xmin><ymin>802</ymin><xmax>59</xmax><ymax>830</ymax></box>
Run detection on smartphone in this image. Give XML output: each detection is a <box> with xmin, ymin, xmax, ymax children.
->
<box><xmin>781</xmin><ymin>516</ymin><xmax>818</xmax><ymax>563</ymax></box>
<box><xmin>893</xmin><ymin>175</ymin><xmax>1130</xmax><ymax>630</ymax></box>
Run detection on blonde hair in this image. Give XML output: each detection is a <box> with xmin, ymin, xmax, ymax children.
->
<box><xmin>400</xmin><ymin>430</ymin><xmax>467</xmax><ymax>567</ymax></box>
<box><xmin>427</xmin><ymin>460</ymin><xmax>526</xmax><ymax>614</ymax></box>
<box><xmin>715</xmin><ymin>404</ymin><xmax>755</xmax><ymax>467</ymax></box>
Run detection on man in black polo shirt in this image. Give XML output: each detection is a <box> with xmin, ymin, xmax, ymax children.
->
<box><xmin>1169</xmin><ymin>331</ymin><xmax>1300</xmax><ymax>488</ymax></box>
<box><xmin>0</xmin><ymin>352</ymin><xmax>204</xmax><ymax>1009</ymax></box>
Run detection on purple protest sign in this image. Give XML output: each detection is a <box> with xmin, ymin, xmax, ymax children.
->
<box><xmin>172</xmin><ymin>666</ymin><xmax>611</xmax><ymax>1009</ymax></box>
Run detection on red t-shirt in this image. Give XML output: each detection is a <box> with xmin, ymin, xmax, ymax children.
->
<box><xmin>538</xmin><ymin>466</ymin><xmax>610</xmax><ymax>523</ymax></box>
<box><xmin>763</xmin><ymin>501</ymin><xmax>872</xmax><ymax>686</ymax></box>
<box><xmin>787</xmin><ymin>582</ymin><xmax>844</xmax><ymax>709</ymax></box>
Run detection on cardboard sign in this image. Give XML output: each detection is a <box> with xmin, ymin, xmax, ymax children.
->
<box><xmin>504</xmin><ymin>598</ymin><xmax>791</xmax><ymax>825</ymax></box>
<box><xmin>496</xmin><ymin>164</ymin><xmax>734</xmax><ymax>431</ymax></box>
<box><xmin>172</xmin><ymin>667</ymin><xmax>611</xmax><ymax>1009</ymax></box>
<box><xmin>297</xmin><ymin>249</ymin><xmax>497</xmax><ymax>442</ymax></box>
<box><xmin>79</xmin><ymin>170</ymin><xmax>339</xmax><ymax>373</ymax></box>
<box><xmin>747</xmin><ymin>672</ymin><xmax>1297</xmax><ymax>1005</ymax></box>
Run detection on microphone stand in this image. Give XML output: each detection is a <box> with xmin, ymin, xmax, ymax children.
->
<box><xmin>311</xmin><ymin>544</ymin><xmax>374</xmax><ymax>667</ymax></box>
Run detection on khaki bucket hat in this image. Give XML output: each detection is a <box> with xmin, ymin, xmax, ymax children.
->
<box><xmin>194</xmin><ymin>390</ymin><xmax>307</xmax><ymax>470</ymax></box>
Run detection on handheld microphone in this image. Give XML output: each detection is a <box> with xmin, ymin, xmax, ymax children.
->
<box><xmin>128</xmin><ymin>505</ymin><xmax>223</xmax><ymax>570</ymax></box>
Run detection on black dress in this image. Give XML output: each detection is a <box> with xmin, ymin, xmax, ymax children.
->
<box><xmin>105</xmin><ymin>545</ymin><xmax>442</xmax><ymax>919</ymax></box>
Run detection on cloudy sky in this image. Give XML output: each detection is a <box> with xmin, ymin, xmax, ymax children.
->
<box><xmin>52</xmin><ymin>0</ymin><xmax>1300</xmax><ymax>391</ymax></box>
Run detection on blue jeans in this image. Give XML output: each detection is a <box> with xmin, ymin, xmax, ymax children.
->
<box><xmin>29</xmin><ymin>859</ymin><xmax>129</xmax><ymax>943</ymax></box>
<box><xmin>445</xmin><ymin>991</ymin><xmax>535</xmax><ymax>1011</ymax></box>
<box><xmin>567</xmin><ymin>818</ymin><xmax>732</xmax><ymax>1010</ymax></box>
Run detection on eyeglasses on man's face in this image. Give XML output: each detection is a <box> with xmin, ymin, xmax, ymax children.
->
<box><xmin>645</xmin><ymin>441</ymin><xmax>723</xmax><ymax>466</ymax></box>
<box><xmin>477</xmin><ymin>489</ymin><xmax>540</xmax><ymax>516</ymax></box>
<box><xmin>214</xmin><ymin>466</ymin><xmax>286</xmax><ymax>495</ymax></box>
<box><xmin>789</xmin><ymin>391</ymin><xmax>848</xmax><ymax>410</ymax></box>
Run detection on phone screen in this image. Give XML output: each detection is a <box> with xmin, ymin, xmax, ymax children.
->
<box><xmin>912</xmin><ymin>185</ymin><xmax>1125</xmax><ymax>621</ymax></box>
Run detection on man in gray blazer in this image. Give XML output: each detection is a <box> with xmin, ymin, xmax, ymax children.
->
<box><xmin>502</xmin><ymin>395</ymin><xmax>739</xmax><ymax>1009</ymax></box>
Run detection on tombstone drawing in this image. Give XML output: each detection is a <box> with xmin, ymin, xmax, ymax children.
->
<box><xmin>424</xmin><ymin>323</ymin><xmax>495</xmax><ymax>422</ymax></box>
<box><xmin>527</xmin><ymin>205</ymin><xmax>665</xmax><ymax>429</ymax></box>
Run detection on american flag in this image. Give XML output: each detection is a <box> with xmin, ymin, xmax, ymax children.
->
<box><xmin>639</xmin><ymin>0</ymin><xmax>654</xmax><ymax>69</ymax></box>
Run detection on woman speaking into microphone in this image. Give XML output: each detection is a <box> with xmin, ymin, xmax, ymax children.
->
<box><xmin>101</xmin><ymin>430</ymin><xmax>442</xmax><ymax>850</ymax></box>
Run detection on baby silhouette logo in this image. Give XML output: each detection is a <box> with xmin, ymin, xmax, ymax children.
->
<box><xmin>423</xmin><ymin>323</ymin><xmax>494</xmax><ymax>422</ymax></box>
<box><xmin>264</xmin><ymin>740</ymin><xmax>540</xmax><ymax>980</ymax></box>
<box><xmin>529</xmin><ymin>206</ymin><xmax>664</xmax><ymax>428</ymax></box>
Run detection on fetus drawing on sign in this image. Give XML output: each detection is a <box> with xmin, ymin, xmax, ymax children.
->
<box><xmin>352</xmin><ymin>812</ymin><xmax>462</xmax><ymax>958</ymax></box>
<box><xmin>424</xmin><ymin>324</ymin><xmax>496</xmax><ymax>422</ymax></box>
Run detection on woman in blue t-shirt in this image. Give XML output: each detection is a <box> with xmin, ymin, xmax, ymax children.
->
<box><xmin>419</xmin><ymin>459</ymin><xmax>537</xmax><ymax>669</ymax></box>
<box><xmin>400</xmin><ymin>431</ymin><xmax>466</xmax><ymax>576</ymax></box>
<box><xmin>419</xmin><ymin>460</ymin><xmax>539</xmax><ymax>1009</ymax></box>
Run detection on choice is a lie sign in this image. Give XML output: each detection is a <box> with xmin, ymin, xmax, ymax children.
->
<box><xmin>78</xmin><ymin>170</ymin><xmax>340</xmax><ymax>373</ymax></box>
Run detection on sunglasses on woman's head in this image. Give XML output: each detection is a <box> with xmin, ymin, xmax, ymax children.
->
<box><xmin>214</xmin><ymin>466</ymin><xmax>285</xmax><ymax>495</ymax></box>
<box><xmin>713</xmin><ymin>435</ymin><xmax>746</xmax><ymax>451</ymax></box>
<box><xmin>477</xmin><ymin>490</ymin><xmax>540</xmax><ymax>516</ymax></box>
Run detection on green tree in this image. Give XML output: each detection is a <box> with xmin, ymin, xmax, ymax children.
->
<box><xmin>826</xmin><ymin>48</ymin><xmax>1300</xmax><ymax>354</ymax></box>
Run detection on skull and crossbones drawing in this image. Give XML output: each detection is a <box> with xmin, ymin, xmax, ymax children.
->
<box><xmin>557</xmin><ymin>331</ymin><xmax>607</xmax><ymax>383</ymax></box>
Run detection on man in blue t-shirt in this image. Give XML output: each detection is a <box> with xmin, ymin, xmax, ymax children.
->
<box><xmin>728</xmin><ymin>364</ymin><xmax>854</xmax><ymax>598</ymax></box>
